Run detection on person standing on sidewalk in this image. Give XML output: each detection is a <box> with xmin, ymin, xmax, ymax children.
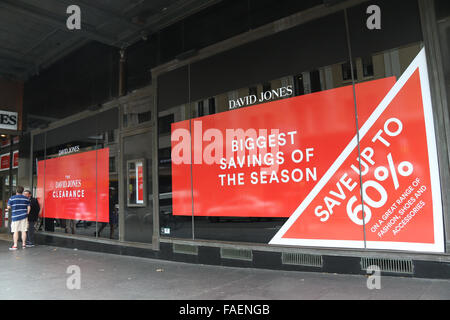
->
<box><xmin>7</xmin><ymin>186</ymin><xmax>30</xmax><ymax>250</ymax></box>
<box><xmin>23</xmin><ymin>189</ymin><xmax>40</xmax><ymax>247</ymax></box>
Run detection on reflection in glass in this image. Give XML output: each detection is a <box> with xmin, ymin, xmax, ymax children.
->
<box><xmin>127</xmin><ymin>159</ymin><xmax>146</xmax><ymax>207</ymax></box>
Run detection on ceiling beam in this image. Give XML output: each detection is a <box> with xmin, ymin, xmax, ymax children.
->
<box><xmin>0</xmin><ymin>55</ymin><xmax>34</xmax><ymax>69</ymax></box>
<box><xmin>118</xmin><ymin>0</ymin><xmax>223</xmax><ymax>46</ymax></box>
<box><xmin>20</xmin><ymin>29</ymin><xmax>59</xmax><ymax>60</ymax></box>
<box><xmin>0</xmin><ymin>0</ymin><xmax>224</xmax><ymax>80</ymax></box>
<box><xmin>26</xmin><ymin>36</ymin><xmax>90</xmax><ymax>79</ymax></box>
<box><xmin>0</xmin><ymin>47</ymin><xmax>38</xmax><ymax>64</ymax></box>
<box><xmin>0</xmin><ymin>65</ymin><xmax>27</xmax><ymax>79</ymax></box>
<box><xmin>0</xmin><ymin>55</ymin><xmax>33</xmax><ymax>70</ymax></box>
<box><xmin>0</xmin><ymin>0</ymin><xmax>123</xmax><ymax>47</ymax></box>
<box><xmin>27</xmin><ymin>114</ymin><xmax>59</xmax><ymax>122</ymax></box>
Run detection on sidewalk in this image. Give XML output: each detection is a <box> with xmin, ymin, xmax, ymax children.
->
<box><xmin>0</xmin><ymin>237</ymin><xmax>449</xmax><ymax>300</ymax></box>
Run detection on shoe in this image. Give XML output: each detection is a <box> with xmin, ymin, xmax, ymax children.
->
<box><xmin>26</xmin><ymin>244</ymin><xmax>34</xmax><ymax>248</ymax></box>
<box><xmin>22</xmin><ymin>245</ymin><xmax>26</xmax><ymax>249</ymax></box>
<box><xmin>9</xmin><ymin>246</ymin><xmax>17</xmax><ymax>251</ymax></box>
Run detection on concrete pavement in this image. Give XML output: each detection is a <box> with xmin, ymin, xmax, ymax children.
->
<box><xmin>1</xmin><ymin>238</ymin><xmax>450</xmax><ymax>300</ymax></box>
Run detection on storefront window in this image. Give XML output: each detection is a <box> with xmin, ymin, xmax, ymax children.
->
<box><xmin>186</xmin><ymin>11</ymin><xmax>359</xmax><ymax>244</ymax></box>
<box><xmin>33</xmin><ymin>109</ymin><xmax>119</xmax><ymax>240</ymax></box>
<box><xmin>340</xmin><ymin>0</ymin><xmax>445</xmax><ymax>251</ymax></box>
<box><xmin>159</xmin><ymin>10</ymin><xmax>360</xmax><ymax>244</ymax></box>
<box><xmin>158</xmin><ymin>0</ymin><xmax>446</xmax><ymax>253</ymax></box>
<box><xmin>29</xmin><ymin>0</ymin><xmax>445</xmax><ymax>253</ymax></box>
<box><xmin>157</xmin><ymin>64</ymin><xmax>194</xmax><ymax>239</ymax></box>
<box><xmin>0</xmin><ymin>136</ymin><xmax>19</xmax><ymax>228</ymax></box>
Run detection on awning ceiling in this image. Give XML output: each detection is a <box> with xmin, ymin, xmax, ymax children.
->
<box><xmin>0</xmin><ymin>0</ymin><xmax>221</xmax><ymax>80</ymax></box>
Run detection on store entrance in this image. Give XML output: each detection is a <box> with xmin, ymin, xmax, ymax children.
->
<box><xmin>121</xmin><ymin>127</ymin><xmax>153</xmax><ymax>244</ymax></box>
<box><xmin>0</xmin><ymin>173</ymin><xmax>16</xmax><ymax>230</ymax></box>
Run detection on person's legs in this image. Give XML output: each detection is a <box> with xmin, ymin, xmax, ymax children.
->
<box><xmin>16</xmin><ymin>219</ymin><xmax>28</xmax><ymax>248</ymax></box>
<box><xmin>12</xmin><ymin>231</ymin><xmax>18</xmax><ymax>248</ymax></box>
<box><xmin>70</xmin><ymin>220</ymin><xmax>75</xmax><ymax>234</ymax></box>
<box><xmin>97</xmin><ymin>222</ymin><xmax>107</xmax><ymax>236</ymax></box>
<box><xmin>27</xmin><ymin>221</ymin><xmax>35</xmax><ymax>246</ymax></box>
<box><xmin>21</xmin><ymin>231</ymin><xmax>27</xmax><ymax>248</ymax></box>
<box><xmin>10</xmin><ymin>220</ymin><xmax>19</xmax><ymax>249</ymax></box>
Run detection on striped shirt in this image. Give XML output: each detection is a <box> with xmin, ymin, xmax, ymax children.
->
<box><xmin>8</xmin><ymin>195</ymin><xmax>30</xmax><ymax>222</ymax></box>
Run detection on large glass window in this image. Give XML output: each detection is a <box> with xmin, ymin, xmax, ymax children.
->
<box><xmin>159</xmin><ymin>10</ymin><xmax>362</xmax><ymax>244</ymax></box>
<box><xmin>158</xmin><ymin>66</ymin><xmax>193</xmax><ymax>238</ymax></box>
<box><xmin>344</xmin><ymin>0</ymin><xmax>441</xmax><ymax>251</ymax></box>
<box><xmin>188</xmin><ymin>11</ymin><xmax>360</xmax><ymax>245</ymax></box>
<box><xmin>33</xmin><ymin>109</ymin><xmax>119</xmax><ymax>240</ymax></box>
<box><xmin>0</xmin><ymin>135</ymin><xmax>19</xmax><ymax>231</ymax></box>
<box><xmin>29</xmin><ymin>0</ymin><xmax>443</xmax><ymax>253</ymax></box>
<box><xmin>157</xmin><ymin>0</ymin><xmax>446</xmax><ymax>253</ymax></box>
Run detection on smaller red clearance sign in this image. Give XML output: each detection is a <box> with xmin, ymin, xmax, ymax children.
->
<box><xmin>36</xmin><ymin>148</ymin><xmax>110</xmax><ymax>223</ymax></box>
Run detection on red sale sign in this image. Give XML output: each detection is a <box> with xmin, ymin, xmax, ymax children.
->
<box><xmin>171</xmin><ymin>79</ymin><xmax>395</xmax><ymax>217</ymax></box>
<box><xmin>0</xmin><ymin>150</ymin><xmax>19</xmax><ymax>171</ymax></box>
<box><xmin>270</xmin><ymin>49</ymin><xmax>444</xmax><ymax>252</ymax></box>
<box><xmin>171</xmin><ymin>49</ymin><xmax>444</xmax><ymax>252</ymax></box>
<box><xmin>137</xmin><ymin>162</ymin><xmax>144</xmax><ymax>204</ymax></box>
<box><xmin>36</xmin><ymin>148</ymin><xmax>110</xmax><ymax>223</ymax></box>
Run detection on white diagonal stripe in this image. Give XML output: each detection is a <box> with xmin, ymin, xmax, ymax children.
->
<box><xmin>270</xmin><ymin>48</ymin><xmax>428</xmax><ymax>246</ymax></box>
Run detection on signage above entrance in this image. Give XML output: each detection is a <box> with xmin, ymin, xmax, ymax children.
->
<box><xmin>228</xmin><ymin>85</ymin><xmax>293</xmax><ymax>110</ymax></box>
<box><xmin>58</xmin><ymin>145</ymin><xmax>80</xmax><ymax>156</ymax></box>
<box><xmin>0</xmin><ymin>110</ymin><xmax>18</xmax><ymax>131</ymax></box>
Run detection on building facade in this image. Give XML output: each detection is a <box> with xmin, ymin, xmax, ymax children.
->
<box><xmin>8</xmin><ymin>0</ymin><xmax>450</xmax><ymax>277</ymax></box>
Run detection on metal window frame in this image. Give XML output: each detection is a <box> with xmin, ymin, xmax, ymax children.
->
<box><xmin>151</xmin><ymin>0</ymin><xmax>449</xmax><ymax>253</ymax></box>
<box><xmin>126</xmin><ymin>158</ymin><xmax>147</xmax><ymax>208</ymax></box>
<box><xmin>24</xmin><ymin>0</ymin><xmax>450</xmax><ymax>255</ymax></box>
<box><xmin>418</xmin><ymin>0</ymin><xmax>450</xmax><ymax>251</ymax></box>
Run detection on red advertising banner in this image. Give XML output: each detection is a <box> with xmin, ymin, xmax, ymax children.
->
<box><xmin>172</xmin><ymin>78</ymin><xmax>396</xmax><ymax>219</ymax></box>
<box><xmin>170</xmin><ymin>49</ymin><xmax>444</xmax><ymax>252</ymax></box>
<box><xmin>36</xmin><ymin>148</ymin><xmax>110</xmax><ymax>222</ymax></box>
<box><xmin>270</xmin><ymin>49</ymin><xmax>444</xmax><ymax>252</ymax></box>
<box><xmin>0</xmin><ymin>154</ymin><xmax>8</xmax><ymax>170</ymax></box>
<box><xmin>0</xmin><ymin>150</ymin><xmax>19</xmax><ymax>171</ymax></box>
<box><xmin>137</xmin><ymin>162</ymin><xmax>144</xmax><ymax>204</ymax></box>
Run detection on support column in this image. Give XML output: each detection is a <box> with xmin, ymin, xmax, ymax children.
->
<box><xmin>119</xmin><ymin>48</ymin><xmax>127</xmax><ymax>97</ymax></box>
<box><xmin>151</xmin><ymin>74</ymin><xmax>160</xmax><ymax>251</ymax></box>
<box><xmin>418</xmin><ymin>0</ymin><xmax>450</xmax><ymax>251</ymax></box>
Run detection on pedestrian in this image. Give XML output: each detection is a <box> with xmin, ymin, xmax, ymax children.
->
<box><xmin>23</xmin><ymin>189</ymin><xmax>40</xmax><ymax>247</ymax></box>
<box><xmin>95</xmin><ymin>188</ymin><xmax>118</xmax><ymax>239</ymax></box>
<box><xmin>7</xmin><ymin>186</ymin><xmax>30</xmax><ymax>250</ymax></box>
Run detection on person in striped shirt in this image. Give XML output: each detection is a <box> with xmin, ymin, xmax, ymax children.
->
<box><xmin>7</xmin><ymin>186</ymin><xmax>31</xmax><ymax>250</ymax></box>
